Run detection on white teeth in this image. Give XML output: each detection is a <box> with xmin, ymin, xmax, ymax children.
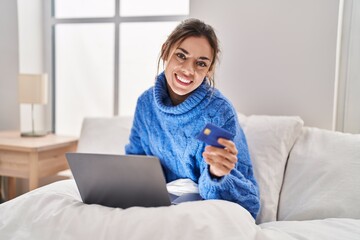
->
<box><xmin>177</xmin><ymin>75</ymin><xmax>191</xmax><ymax>84</ymax></box>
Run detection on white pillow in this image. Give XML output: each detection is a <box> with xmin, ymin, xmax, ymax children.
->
<box><xmin>77</xmin><ymin>116</ymin><xmax>133</xmax><ymax>154</ymax></box>
<box><xmin>278</xmin><ymin>127</ymin><xmax>360</xmax><ymax>220</ymax></box>
<box><xmin>238</xmin><ymin>113</ymin><xmax>304</xmax><ymax>224</ymax></box>
<box><xmin>58</xmin><ymin>116</ymin><xmax>133</xmax><ymax>179</ymax></box>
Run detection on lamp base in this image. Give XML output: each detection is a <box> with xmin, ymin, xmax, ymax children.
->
<box><xmin>20</xmin><ymin>131</ymin><xmax>48</xmax><ymax>137</ymax></box>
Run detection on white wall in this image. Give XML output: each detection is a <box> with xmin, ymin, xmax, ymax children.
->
<box><xmin>0</xmin><ymin>0</ymin><xmax>19</xmax><ymax>131</ymax></box>
<box><xmin>17</xmin><ymin>0</ymin><xmax>48</xmax><ymax>133</ymax></box>
<box><xmin>0</xmin><ymin>0</ymin><xmax>46</xmax><ymax>132</ymax></box>
<box><xmin>190</xmin><ymin>0</ymin><xmax>340</xmax><ymax>129</ymax></box>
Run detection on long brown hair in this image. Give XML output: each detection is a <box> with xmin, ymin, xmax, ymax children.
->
<box><xmin>157</xmin><ymin>18</ymin><xmax>220</xmax><ymax>87</ymax></box>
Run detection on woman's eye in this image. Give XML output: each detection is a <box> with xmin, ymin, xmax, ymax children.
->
<box><xmin>197</xmin><ymin>61</ymin><xmax>207</xmax><ymax>68</ymax></box>
<box><xmin>176</xmin><ymin>53</ymin><xmax>186</xmax><ymax>60</ymax></box>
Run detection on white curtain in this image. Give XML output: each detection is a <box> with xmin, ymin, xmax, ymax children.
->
<box><xmin>335</xmin><ymin>0</ymin><xmax>360</xmax><ymax>133</ymax></box>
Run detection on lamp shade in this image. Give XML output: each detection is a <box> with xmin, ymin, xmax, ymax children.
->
<box><xmin>18</xmin><ymin>74</ymin><xmax>48</xmax><ymax>104</ymax></box>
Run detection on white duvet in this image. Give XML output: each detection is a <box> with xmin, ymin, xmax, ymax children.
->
<box><xmin>0</xmin><ymin>180</ymin><xmax>359</xmax><ymax>240</ymax></box>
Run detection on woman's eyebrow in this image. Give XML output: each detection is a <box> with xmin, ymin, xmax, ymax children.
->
<box><xmin>199</xmin><ymin>56</ymin><xmax>211</xmax><ymax>61</ymax></box>
<box><xmin>177</xmin><ymin>47</ymin><xmax>211</xmax><ymax>61</ymax></box>
<box><xmin>178</xmin><ymin>47</ymin><xmax>189</xmax><ymax>55</ymax></box>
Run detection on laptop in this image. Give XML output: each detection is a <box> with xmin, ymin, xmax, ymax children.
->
<box><xmin>66</xmin><ymin>152</ymin><xmax>202</xmax><ymax>208</ymax></box>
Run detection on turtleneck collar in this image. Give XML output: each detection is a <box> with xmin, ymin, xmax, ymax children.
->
<box><xmin>153</xmin><ymin>72</ymin><xmax>211</xmax><ymax>115</ymax></box>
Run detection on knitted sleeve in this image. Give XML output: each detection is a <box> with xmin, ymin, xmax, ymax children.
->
<box><xmin>197</xmin><ymin>115</ymin><xmax>260</xmax><ymax>219</ymax></box>
<box><xmin>125</xmin><ymin>98</ymin><xmax>146</xmax><ymax>155</ymax></box>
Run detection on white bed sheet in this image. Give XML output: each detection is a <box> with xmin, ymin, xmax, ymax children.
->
<box><xmin>259</xmin><ymin>218</ymin><xmax>360</xmax><ymax>240</ymax></box>
<box><xmin>0</xmin><ymin>180</ymin><xmax>359</xmax><ymax>240</ymax></box>
<box><xmin>0</xmin><ymin>180</ymin><xmax>258</xmax><ymax>240</ymax></box>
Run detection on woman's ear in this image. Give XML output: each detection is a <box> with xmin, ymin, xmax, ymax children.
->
<box><xmin>161</xmin><ymin>43</ymin><xmax>167</xmax><ymax>61</ymax></box>
<box><xmin>206</xmin><ymin>69</ymin><xmax>214</xmax><ymax>79</ymax></box>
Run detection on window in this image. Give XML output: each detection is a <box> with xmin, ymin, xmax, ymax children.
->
<box><xmin>55</xmin><ymin>24</ymin><xmax>114</xmax><ymax>135</ymax></box>
<box><xmin>50</xmin><ymin>0</ymin><xmax>189</xmax><ymax>135</ymax></box>
<box><xmin>119</xmin><ymin>22</ymin><xmax>178</xmax><ymax>115</ymax></box>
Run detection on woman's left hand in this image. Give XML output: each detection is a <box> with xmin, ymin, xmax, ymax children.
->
<box><xmin>202</xmin><ymin>138</ymin><xmax>238</xmax><ymax>178</ymax></box>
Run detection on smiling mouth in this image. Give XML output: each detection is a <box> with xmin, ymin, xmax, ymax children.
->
<box><xmin>175</xmin><ymin>74</ymin><xmax>192</xmax><ymax>85</ymax></box>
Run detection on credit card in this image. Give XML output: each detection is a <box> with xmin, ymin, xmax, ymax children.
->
<box><xmin>196</xmin><ymin>123</ymin><xmax>235</xmax><ymax>148</ymax></box>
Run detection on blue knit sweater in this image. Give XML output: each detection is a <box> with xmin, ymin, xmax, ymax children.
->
<box><xmin>125</xmin><ymin>72</ymin><xmax>260</xmax><ymax>218</ymax></box>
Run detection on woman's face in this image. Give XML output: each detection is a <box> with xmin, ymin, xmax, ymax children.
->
<box><xmin>164</xmin><ymin>36</ymin><xmax>213</xmax><ymax>105</ymax></box>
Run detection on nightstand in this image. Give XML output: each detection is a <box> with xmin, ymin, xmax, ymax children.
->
<box><xmin>0</xmin><ymin>131</ymin><xmax>77</xmax><ymax>200</ymax></box>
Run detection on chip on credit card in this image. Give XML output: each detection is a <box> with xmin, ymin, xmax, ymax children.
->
<box><xmin>196</xmin><ymin>123</ymin><xmax>235</xmax><ymax>148</ymax></box>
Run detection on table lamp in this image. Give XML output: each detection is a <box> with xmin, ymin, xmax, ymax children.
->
<box><xmin>18</xmin><ymin>73</ymin><xmax>48</xmax><ymax>137</ymax></box>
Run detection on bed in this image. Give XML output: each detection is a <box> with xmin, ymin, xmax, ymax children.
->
<box><xmin>1</xmin><ymin>114</ymin><xmax>359</xmax><ymax>240</ymax></box>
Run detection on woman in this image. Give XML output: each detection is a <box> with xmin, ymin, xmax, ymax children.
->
<box><xmin>126</xmin><ymin>18</ymin><xmax>260</xmax><ymax>219</ymax></box>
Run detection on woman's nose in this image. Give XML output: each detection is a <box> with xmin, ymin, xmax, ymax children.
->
<box><xmin>182</xmin><ymin>60</ymin><xmax>195</xmax><ymax>75</ymax></box>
